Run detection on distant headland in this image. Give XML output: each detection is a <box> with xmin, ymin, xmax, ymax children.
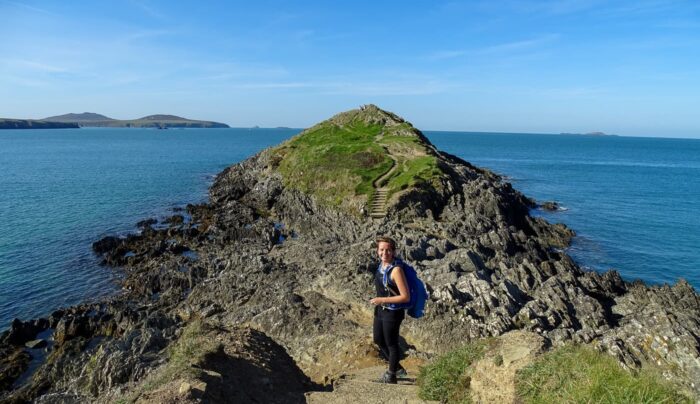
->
<box><xmin>559</xmin><ymin>131</ymin><xmax>618</xmax><ymax>136</ymax></box>
<box><xmin>1</xmin><ymin>112</ymin><xmax>229</xmax><ymax>129</ymax></box>
<box><xmin>0</xmin><ymin>119</ymin><xmax>78</xmax><ymax>129</ymax></box>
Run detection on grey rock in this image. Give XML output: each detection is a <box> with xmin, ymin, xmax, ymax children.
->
<box><xmin>3</xmin><ymin>106</ymin><xmax>698</xmax><ymax>402</ymax></box>
<box><xmin>25</xmin><ymin>339</ymin><xmax>47</xmax><ymax>349</ymax></box>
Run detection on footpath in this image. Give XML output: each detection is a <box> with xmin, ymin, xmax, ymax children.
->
<box><xmin>306</xmin><ymin>365</ymin><xmax>434</xmax><ymax>404</ymax></box>
<box><xmin>305</xmin><ymin>331</ymin><xmax>544</xmax><ymax>404</ymax></box>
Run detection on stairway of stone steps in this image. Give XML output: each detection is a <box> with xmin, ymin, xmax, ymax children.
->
<box><xmin>368</xmin><ymin>147</ymin><xmax>397</xmax><ymax>220</ymax></box>
<box><xmin>305</xmin><ymin>365</ymin><xmax>436</xmax><ymax>404</ymax></box>
<box><xmin>370</xmin><ymin>188</ymin><xmax>389</xmax><ymax>219</ymax></box>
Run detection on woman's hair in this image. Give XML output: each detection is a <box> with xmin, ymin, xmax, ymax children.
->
<box><xmin>376</xmin><ymin>236</ymin><xmax>396</xmax><ymax>251</ymax></box>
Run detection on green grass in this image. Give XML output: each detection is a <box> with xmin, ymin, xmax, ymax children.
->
<box><xmin>382</xmin><ymin>155</ymin><xmax>441</xmax><ymax>195</ymax></box>
<box><xmin>272</xmin><ymin>111</ymin><xmax>444</xmax><ymax>214</ymax></box>
<box><xmin>375</xmin><ymin>133</ymin><xmax>442</xmax><ymax>196</ymax></box>
<box><xmin>516</xmin><ymin>345</ymin><xmax>692</xmax><ymax>404</ymax></box>
<box><xmin>417</xmin><ymin>340</ymin><xmax>488</xmax><ymax>403</ymax></box>
<box><xmin>275</xmin><ymin>120</ymin><xmax>392</xmax><ymax>210</ymax></box>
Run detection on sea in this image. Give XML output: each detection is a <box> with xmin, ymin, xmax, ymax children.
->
<box><xmin>1</xmin><ymin>128</ymin><xmax>698</xmax><ymax>330</ymax></box>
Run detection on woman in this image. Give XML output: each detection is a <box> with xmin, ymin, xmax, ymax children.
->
<box><xmin>370</xmin><ymin>236</ymin><xmax>410</xmax><ymax>384</ymax></box>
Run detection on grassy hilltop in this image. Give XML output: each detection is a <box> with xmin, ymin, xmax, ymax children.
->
<box><xmin>270</xmin><ymin>104</ymin><xmax>444</xmax><ymax>214</ymax></box>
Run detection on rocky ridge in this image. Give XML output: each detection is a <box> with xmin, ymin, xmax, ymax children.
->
<box><xmin>1</xmin><ymin>105</ymin><xmax>698</xmax><ymax>402</ymax></box>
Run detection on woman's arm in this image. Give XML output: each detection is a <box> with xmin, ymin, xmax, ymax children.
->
<box><xmin>369</xmin><ymin>266</ymin><xmax>411</xmax><ymax>305</ymax></box>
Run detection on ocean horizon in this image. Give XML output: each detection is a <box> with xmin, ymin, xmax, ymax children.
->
<box><xmin>1</xmin><ymin>127</ymin><xmax>698</xmax><ymax>331</ymax></box>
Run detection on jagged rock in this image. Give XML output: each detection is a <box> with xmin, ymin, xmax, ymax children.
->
<box><xmin>136</xmin><ymin>218</ymin><xmax>157</xmax><ymax>228</ymax></box>
<box><xmin>91</xmin><ymin>236</ymin><xmax>121</xmax><ymax>255</ymax></box>
<box><xmin>25</xmin><ymin>339</ymin><xmax>47</xmax><ymax>349</ymax></box>
<box><xmin>540</xmin><ymin>201</ymin><xmax>560</xmax><ymax>211</ymax></box>
<box><xmin>3</xmin><ymin>105</ymin><xmax>698</xmax><ymax>401</ymax></box>
<box><xmin>0</xmin><ymin>347</ymin><xmax>31</xmax><ymax>391</ymax></box>
<box><xmin>2</xmin><ymin>318</ymin><xmax>48</xmax><ymax>346</ymax></box>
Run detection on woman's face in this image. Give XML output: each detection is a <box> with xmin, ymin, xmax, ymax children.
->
<box><xmin>377</xmin><ymin>241</ymin><xmax>395</xmax><ymax>264</ymax></box>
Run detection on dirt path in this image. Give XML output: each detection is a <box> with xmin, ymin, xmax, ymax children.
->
<box><xmin>305</xmin><ymin>331</ymin><xmax>544</xmax><ymax>404</ymax></box>
<box><xmin>372</xmin><ymin>150</ymin><xmax>399</xmax><ymax>189</ymax></box>
<box><xmin>306</xmin><ymin>365</ymin><xmax>436</xmax><ymax>404</ymax></box>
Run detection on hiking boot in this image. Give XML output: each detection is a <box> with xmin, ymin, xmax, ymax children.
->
<box><xmin>396</xmin><ymin>366</ymin><xmax>408</xmax><ymax>378</ymax></box>
<box><xmin>378</xmin><ymin>370</ymin><xmax>397</xmax><ymax>384</ymax></box>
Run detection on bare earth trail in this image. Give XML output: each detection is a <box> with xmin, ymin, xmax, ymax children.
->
<box><xmin>305</xmin><ymin>331</ymin><xmax>544</xmax><ymax>404</ymax></box>
<box><xmin>306</xmin><ymin>365</ymin><xmax>436</xmax><ymax>404</ymax></box>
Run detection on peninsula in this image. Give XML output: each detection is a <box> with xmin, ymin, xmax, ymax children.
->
<box><xmin>559</xmin><ymin>131</ymin><xmax>617</xmax><ymax>136</ymax></box>
<box><xmin>0</xmin><ymin>105</ymin><xmax>697</xmax><ymax>402</ymax></box>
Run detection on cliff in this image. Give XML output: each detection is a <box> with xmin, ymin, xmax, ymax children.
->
<box><xmin>1</xmin><ymin>105</ymin><xmax>697</xmax><ymax>402</ymax></box>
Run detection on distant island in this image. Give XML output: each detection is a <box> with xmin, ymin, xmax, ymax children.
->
<box><xmin>0</xmin><ymin>119</ymin><xmax>79</xmax><ymax>129</ymax></box>
<box><xmin>42</xmin><ymin>112</ymin><xmax>230</xmax><ymax>128</ymax></box>
<box><xmin>0</xmin><ymin>112</ymin><xmax>229</xmax><ymax>129</ymax></box>
<box><xmin>559</xmin><ymin>131</ymin><xmax>618</xmax><ymax>136</ymax></box>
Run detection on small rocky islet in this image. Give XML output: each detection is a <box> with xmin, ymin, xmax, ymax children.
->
<box><xmin>1</xmin><ymin>105</ymin><xmax>698</xmax><ymax>402</ymax></box>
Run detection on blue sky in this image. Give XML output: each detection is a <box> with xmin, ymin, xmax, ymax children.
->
<box><xmin>1</xmin><ymin>0</ymin><xmax>699</xmax><ymax>137</ymax></box>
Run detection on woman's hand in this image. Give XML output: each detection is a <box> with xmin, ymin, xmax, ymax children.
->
<box><xmin>370</xmin><ymin>297</ymin><xmax>384</xmax><ymax>305</ymax></box>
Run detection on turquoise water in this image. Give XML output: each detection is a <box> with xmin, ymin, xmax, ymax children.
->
<box><xmin>427</xmin><ymin>131</ymin><xmax>700</xmax><ymax>290</ymax></box>
<box><xmin>0</xmin><ymin>128</ymin><xmax>295</xmax><ymax>330</ymax></box>
<box><xmin>1</xmin><ymin>128</ymin><xmax>698</xmax><ymax>330</ymax></box>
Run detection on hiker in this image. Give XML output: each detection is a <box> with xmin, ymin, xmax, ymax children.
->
<box><xmin>370</xmin><ymin>236</ymin><xmax>410</xmax><ymax>384</ymax></box>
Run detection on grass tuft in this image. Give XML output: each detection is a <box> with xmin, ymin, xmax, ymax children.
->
<box><xmin>417</xmin><ymin>340</ymin><xmax>487</xmax><ymax>403</ymax></box>
<box><xmin>516</xmin><ymin>344</ymin><xmax>692</xmax><ymax>404</ymax></box>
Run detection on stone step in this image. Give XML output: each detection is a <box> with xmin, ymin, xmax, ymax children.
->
<box><xmin>370</xmin><ymin>187</ymin><xmax>389</xmax><ymax>218</ymax></box>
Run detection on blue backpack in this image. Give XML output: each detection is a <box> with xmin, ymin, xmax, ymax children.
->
<box><xmin>380</xmin><ymin>258</ymin><xmax>429</xmax><ymax>318</ymax></box>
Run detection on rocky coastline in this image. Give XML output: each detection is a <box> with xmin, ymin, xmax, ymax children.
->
<box><xmin>1</xmin><ymin>105</ymin><xmax>698</xmax><ymax>402</ymax></box>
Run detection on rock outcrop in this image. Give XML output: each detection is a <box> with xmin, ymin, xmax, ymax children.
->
<box><xmin>1</xmin><ymin>105</ymin><xmax>698</xmax><ymax>402</ymax></box>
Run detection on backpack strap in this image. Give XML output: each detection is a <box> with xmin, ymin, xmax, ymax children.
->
<box><xmin>381</xmin><ymin>261</ymin><xmax>401</xmax><ymax>296</ymax></box>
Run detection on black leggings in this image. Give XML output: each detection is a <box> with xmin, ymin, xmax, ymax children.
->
<box><xmin>373</xmin><ymin>307</ymin><xmax>405</xmax><ymax>372</ymax></box>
